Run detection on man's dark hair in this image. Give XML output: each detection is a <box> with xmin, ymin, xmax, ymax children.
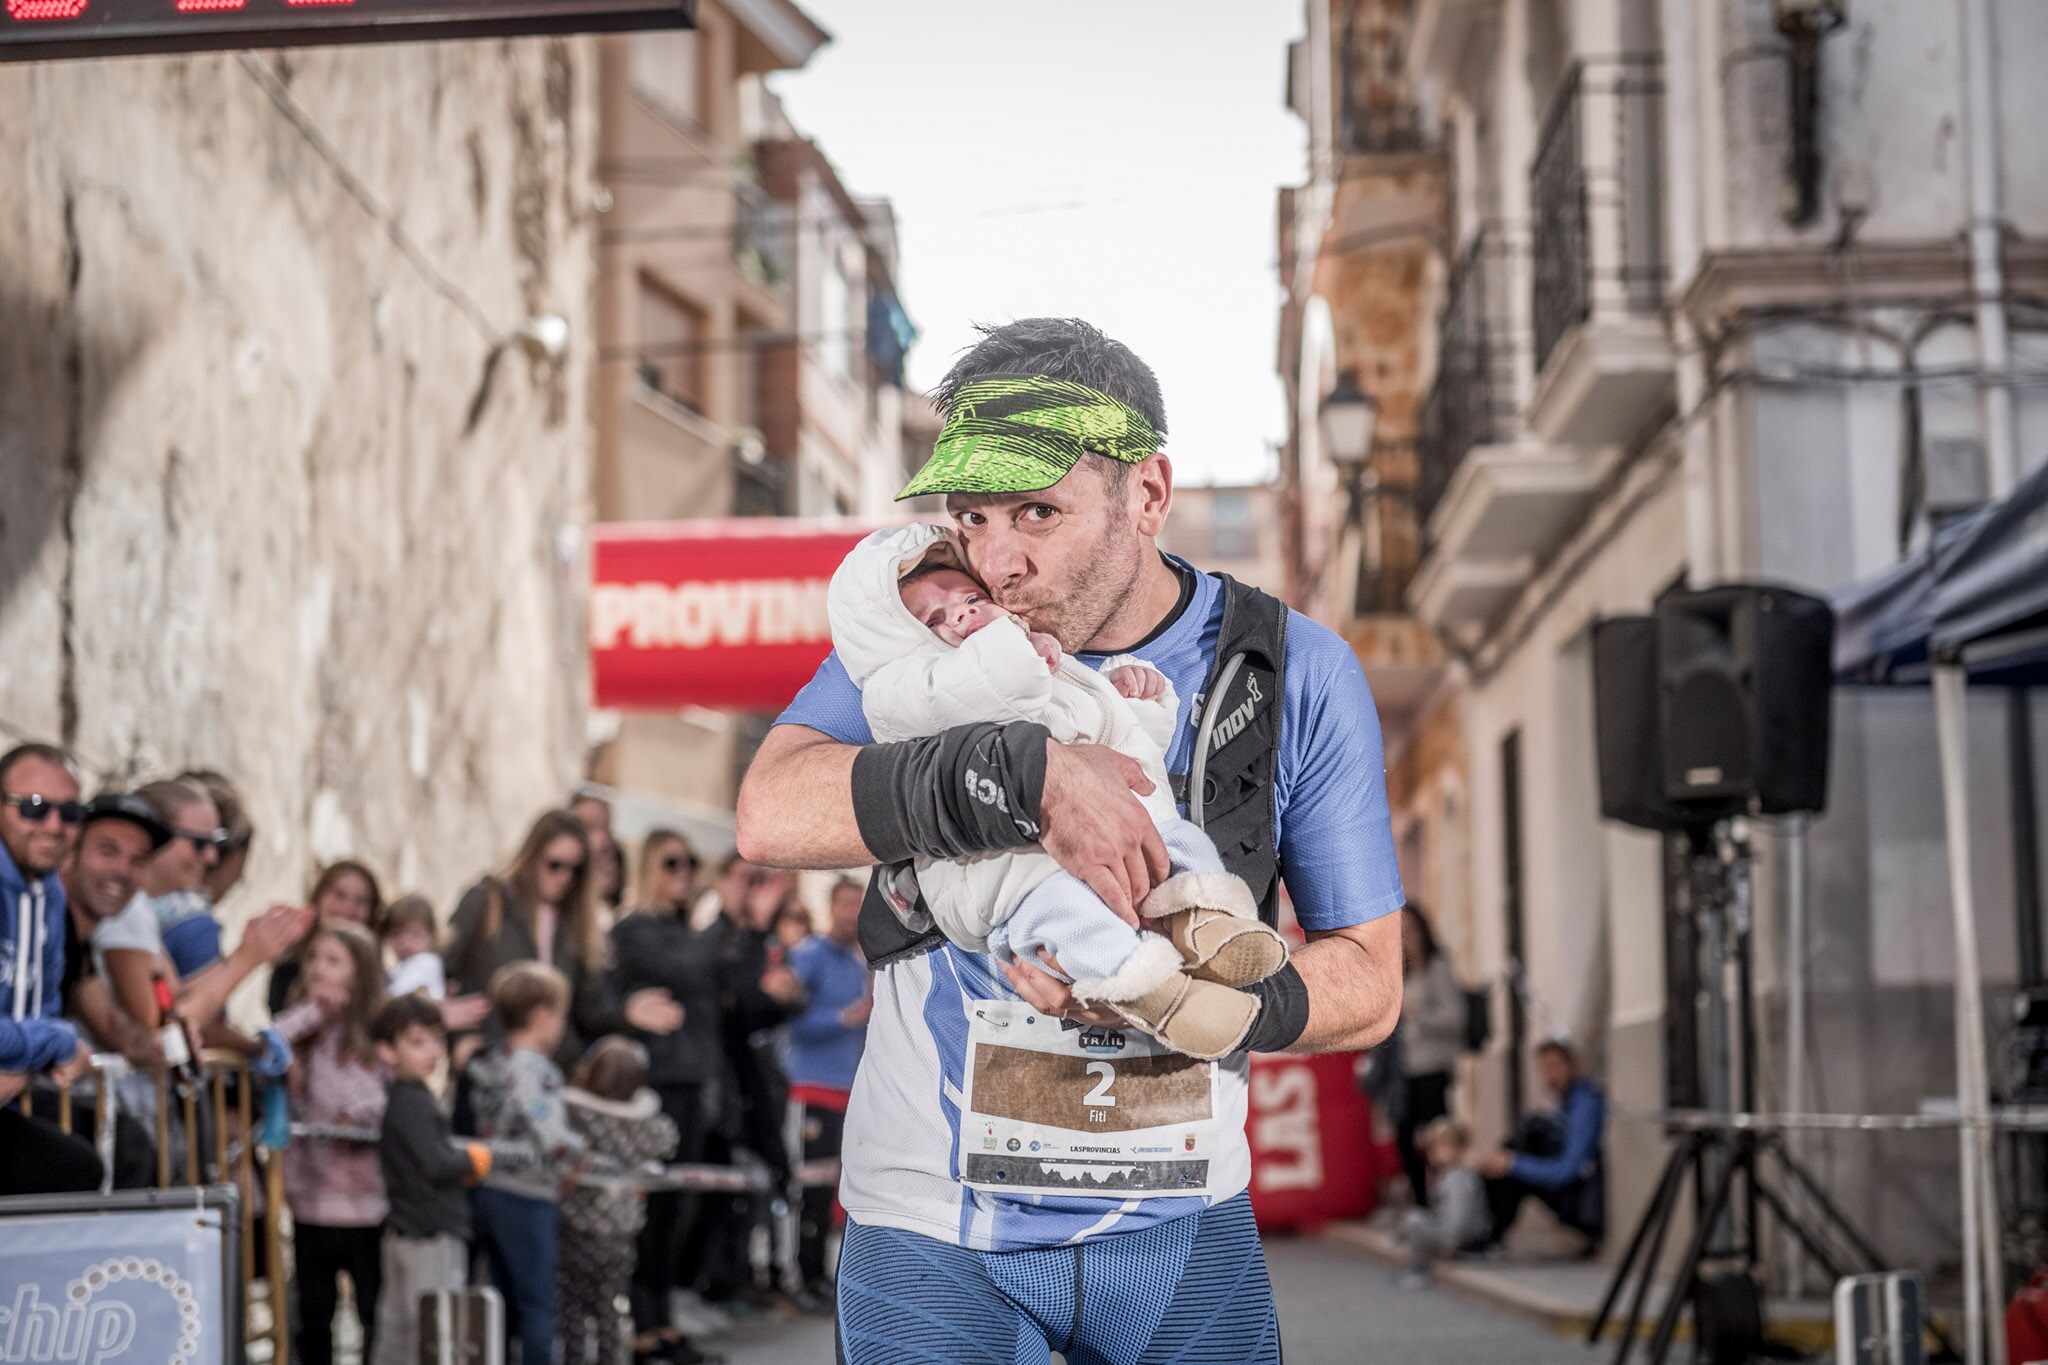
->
<box><xmin>1536</xmin><ymin>1038</ymin><xmax>1578</xmax><ymax>1065</ymax></box>
<box><xmin>931</xmin><ymin>319</ymin><xmax>1167</xmax><ymax>493</ymax></box>
<box><xmin>0</xmin><ymin>742</ymin><xmax>77</xmax><ymax>790</ymax></box>
<box><xmin>372</xmin><ymin>992</ymin><xmax>446</xmax><ymax>1045</ymax></box>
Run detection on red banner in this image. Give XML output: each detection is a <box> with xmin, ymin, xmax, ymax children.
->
<box><xmin>590</xmin><ymin>519</ymin><xmax>902</xmax><ymax>712</ymax></box>
<box><xmin>1246</xmin><ymin>1051</ymin><xmax>1384</xmax><ymax>1232</ymax></box>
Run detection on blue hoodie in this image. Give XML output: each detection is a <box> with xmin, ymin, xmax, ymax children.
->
<box><xmin>0</xmin><ymin>840</ymin><xmax>77</xmax><ymax>1073</ymax></box>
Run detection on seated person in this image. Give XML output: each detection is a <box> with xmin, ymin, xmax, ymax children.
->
<box><xmin>1476</xmin><ymin>1038</ymin><xmax>1606</xmax><ymax>1253</ymax></box>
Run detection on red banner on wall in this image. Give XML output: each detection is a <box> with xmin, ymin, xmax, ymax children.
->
<box><xmin>590</xmin><ymin>519</ymin><xmax>901</xmax><ymax>712</ymax></box>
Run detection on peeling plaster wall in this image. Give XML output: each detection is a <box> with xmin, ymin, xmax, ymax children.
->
<box><xmin>0</xmin><ymin>42</ymin><xmax>598</xmax><ymax>948</ymax></box>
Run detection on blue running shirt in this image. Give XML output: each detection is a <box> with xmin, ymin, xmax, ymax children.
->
<box><xmin>775</xmin><ymin>560</ymin><xmax>1405</xmax><ymax>1251</ymax></box>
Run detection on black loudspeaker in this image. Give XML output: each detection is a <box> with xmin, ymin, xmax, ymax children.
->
<box><xmin>1592</xmin><ymin>584</ymin><xmax>1834</xmax><ymax>833</ymax></box>
<box><xmin>1594</xmin><ymin>616</ymin><xmax>1740</xmax><ymax>832</ymax></box>
<box><xmin>1657</xmin><ymin>584</ymin><xmax>1833</xmax><ymax>816</ymax></box>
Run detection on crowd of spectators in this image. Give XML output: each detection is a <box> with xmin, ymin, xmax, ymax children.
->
<box><xmin>0</xmin><ymin>739</ymin><xmax>871</xmax><ymax>1365</ymax></box>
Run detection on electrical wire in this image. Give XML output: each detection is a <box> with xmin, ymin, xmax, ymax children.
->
<box><xmin>236</xmin><ymin>53</ymin><xmax>502</xmax><ymax>347</ymax></box>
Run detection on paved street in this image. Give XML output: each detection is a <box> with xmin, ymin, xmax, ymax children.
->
<box><xmin>712</xmin><ymin>1233</ymin><xmax>1597</xmax><ymax>1365</ymax></box>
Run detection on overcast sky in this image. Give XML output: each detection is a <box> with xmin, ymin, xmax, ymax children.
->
<box><xmin>771</xmin><ymin>0</ymin><xmax>1307</xmax><ymax>488</ymax></box>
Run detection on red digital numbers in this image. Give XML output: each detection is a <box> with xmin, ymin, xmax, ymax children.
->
<box><xmin>7</xmin><ymin>0</ymin><xmax>88</xmax><ymax>19</ymax></box>
<box><xmin>176</xmin><ymin>0</ymin><xmax>248</xmax><ymax>10</ymax></box>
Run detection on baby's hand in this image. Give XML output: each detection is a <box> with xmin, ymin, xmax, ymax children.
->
<box><xmin>1027</xmin><ymin>631</ymin><xmax>1061</xmax><ymax>673</ymax></box>
<box><xmin>1109</xmin><ymin>664</ymin><xmax>1164</xmax><ymax>702</ymax></box>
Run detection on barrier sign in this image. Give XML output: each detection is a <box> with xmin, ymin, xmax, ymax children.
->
<box><xmin>1246</xmin><ymin>1051</ymin><xmax>1381</xmax><ymax>1231</ymax></box>
<box><xmin>591</xmin><ymin>519</ymin><xmax>898</xmax><ymax>712</ymax></box>
<box><xmin>0</xmin><ymin>1194</ymin><xmax>234</xmax><ymax>1365</ymax></box>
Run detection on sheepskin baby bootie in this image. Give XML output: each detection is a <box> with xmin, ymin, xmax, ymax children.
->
<box><xmin>1140</xmin><ymin>872</ymin><xmax>1288</xmax><ymax>988</ymax></box>
<box><xmin>1106</xmin><ymin>973</ymin><xmax>1261</xmax><ymax>1061</ymax></box>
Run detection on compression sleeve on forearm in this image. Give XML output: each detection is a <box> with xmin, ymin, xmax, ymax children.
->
<box><xmin>1239</xmin><ymin>961</ymin><xmax>1311</xmax><ymax>1054</ymax></box>
<box><xmin>850</xmin><ymin>721</ymin><xmax>1051</xmax><ymax>865</ymax></box>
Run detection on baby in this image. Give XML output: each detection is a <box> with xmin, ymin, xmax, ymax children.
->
<box><xmin>825</xmin><ymin>522</ymin><xmax>1288</xmax><ymax>1059</ymax></box>
<box><xmin>381</xmin><ymin>894</ymin><xmax>446</xmax><ymax>1000</ymax></box>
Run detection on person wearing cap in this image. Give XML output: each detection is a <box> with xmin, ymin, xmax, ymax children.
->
<box><xmin>59</xmin><ymin>791</ymin><xmax>177</xmax><ymax>1070</ymax></box>
<box><xmin>736</xmin><ymin>318</ymin><xmax>1405</xmax><ymax>1364</ymax></box>
<box><xmin>56</xmin><ymin>791</ymin><xmax>179</xmax><ymax>1188</ymax></box>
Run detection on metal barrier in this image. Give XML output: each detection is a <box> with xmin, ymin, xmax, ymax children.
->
<box><xmin>29</xmin><ymin>1059</ymin><xmax>845</xmax><ymax>1363</ymax></box>
<box><xmin>36</xmin><ymin>1050</ymin><xmax>290</xmax><ymax>1365</ymax></box>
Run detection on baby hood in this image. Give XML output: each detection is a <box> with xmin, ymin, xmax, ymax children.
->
<box><xmin>826</xmin><ymin>522</ymin><xmax>973</xmax><ymax>686</ymax></box>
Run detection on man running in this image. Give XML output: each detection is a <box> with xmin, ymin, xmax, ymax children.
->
<box><xmin>736</xmin><ymin>318</ymin><xmax>1404</xmax><ymax>1364</ymax></box>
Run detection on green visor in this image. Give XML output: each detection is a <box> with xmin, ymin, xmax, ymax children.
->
<box><xmin>898</xmin><ymin>373</ymin><xmax>1162</xmax><ymax>500</ymax></box>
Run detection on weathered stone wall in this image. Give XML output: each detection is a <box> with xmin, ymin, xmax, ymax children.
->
<box><xmin>0</xmin><ymin>41</ymin><xmax>599</xmax><ymax>934</ymax></box>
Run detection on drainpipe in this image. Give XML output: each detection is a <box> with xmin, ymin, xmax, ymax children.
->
<box><xmin>1961</xmin><ymin>0</ymin><xmax>2018</xmax><ymax>499</ymax></box>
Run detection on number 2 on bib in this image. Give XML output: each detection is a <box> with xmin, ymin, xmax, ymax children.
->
<box><xmin>1084</xmin><ymin>1061</ymin><xmax>1118</xmax><ymax>1109</ymax></box>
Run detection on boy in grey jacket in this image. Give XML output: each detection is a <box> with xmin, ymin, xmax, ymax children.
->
<box><xmin>1399</xmin><ymin>1118</ymin><xmax>1489</xmax><ymax>1286</ymax></box>
<box><xmin>468</xmin><ymin>962</ymin><xmax>588</xmax><ymax>1363</ymax></box>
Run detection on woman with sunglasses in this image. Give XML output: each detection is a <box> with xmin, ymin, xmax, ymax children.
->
<box><xmin>608</xmin><ymin>829</ymin><xmax>727</xmax><ymax>1363</ymax></box>
<box><xmin>446</xmin><ymin>809</ymin><xmax>682</xmax><ymax>1072</ymax></box>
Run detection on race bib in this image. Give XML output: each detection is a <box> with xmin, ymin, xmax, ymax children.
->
<box><xmin>958</xmin><ymin>998</ymin><xmax>1220</xmax><ymax>1198</ymax></box>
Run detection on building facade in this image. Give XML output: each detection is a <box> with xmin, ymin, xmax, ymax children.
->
<box><xmin>1285</xmin><ymin>0</ymin><xmax>2048</xmax><ymax>1280</ymax></box>
<box><xmin>590</xmin><ymin>5</ymin><xmax>920</xmax><ymax>830</ymax></box>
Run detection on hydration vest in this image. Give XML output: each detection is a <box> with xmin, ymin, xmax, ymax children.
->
<box><xmin>858</xmin><ymin>574</ymin><xmax>1291</xmax><ymax>967</ymax></box>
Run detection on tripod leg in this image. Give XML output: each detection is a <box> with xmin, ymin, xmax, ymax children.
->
<box><xmin>1610</xmin><ymin>1138</ymin><xmax>1694</xmax><ymax>1365</ymax></box>
<box><xmin>1649</xmin><ymin>1137</ymin><xmax>1744</xmax><ymax>1365</ymax></box>
<box><xmin>1593</xmin><ymin>1133</ymin><xmax>1693</xmax><ymax>1346</ymax></box>
<box><xmin>1770</xmin><ymin>1138</ymin><xmax>1891</xmax><ymax>1272</ymax></box>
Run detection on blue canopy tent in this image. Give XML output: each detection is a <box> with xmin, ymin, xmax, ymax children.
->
<box><xmin>1831</xmin><ymin>456</ymin><xmax>2048</xmax><ymax>1361</ymax></box>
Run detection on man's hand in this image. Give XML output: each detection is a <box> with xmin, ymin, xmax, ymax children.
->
<box><xmin>1476</xmin><ymin>1149</ymin><xmax>1515</xmax><ymax>1179</ymax></box>
<box><xmin>1040</xmin><ymin>743</ymin><xmax>1170</xmax><ymax>926</ymax></box>
<box><xmin>1000</xmin><ymin>950</ymin><xmax>1125</xmax><ymax>1027</ymax></box>
<box><xmin>49</xmin><ymin>1040</ymin><xmax>94</xmax><ymax>1088</ymax></box>
<box><xmin>1026</xmin><ymin>631</ymin><xmax>1062</xmax><ymax>674</ymax></box>
<box><xmin>0</xmin><ymin>1072</ymin><xmax>25</xmax><ymax>1107</ymax></box>
<box><xmin>242</xmin><ymin>904</ymin><xmax>314</xmax><ymax>965</ymax></box>
<box><xmin>624</xmin><ymin>988</ymin><xmax>684</xmax><ymax>1035</ymax></box>
<box><xmin>760</xmin><ymin>965</ymin><xmax>804</xmax><ymax>1005</ymax></box>
<box><xmin>1108</xmin><ymin>665</ymin><xmax>1165</xmax><ymax>702</ymax></box>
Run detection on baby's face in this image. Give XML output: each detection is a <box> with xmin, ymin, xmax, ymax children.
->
<box><xmin>902</xmin><ymin>567</ymin><xmax>1005</xmax><ymax>646</ymax></box>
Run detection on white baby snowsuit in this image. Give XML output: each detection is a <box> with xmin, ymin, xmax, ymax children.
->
<box><xmin>825</xmin><ymin>523</ymin><xmax>1255</xmax><ymax>1002</ymax></box>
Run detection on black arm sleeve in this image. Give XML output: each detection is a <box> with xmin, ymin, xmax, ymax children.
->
<box><xmin>1239</xmin><ymin>961</ymin><xmax>1311</xmax><ymax>1054</ymax></box>
<box><xmin>850</xmin><ymin>721</ymin><xmax>1051</xmax><ymax>864</ymax></box>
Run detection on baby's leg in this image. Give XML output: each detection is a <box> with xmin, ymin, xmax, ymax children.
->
<box><xmin>1158</xmin><ymin>817</ymin><xmax>1228</xmax><ymax>876</ymax></box>
<box><xmin>990</xmin><ymin>872</ymin><xmax>1182</xmax><ymax>1003</ymax></box>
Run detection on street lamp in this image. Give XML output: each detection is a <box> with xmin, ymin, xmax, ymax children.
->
<box><xmin>1319</xmin><ymin>369</ymin><xmax>1378</xmax><ymax>473</ymax></box>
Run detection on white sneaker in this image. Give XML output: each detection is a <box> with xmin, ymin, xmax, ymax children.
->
<box><xmin>669</xmin><ymin>1290</ymin><xmax>732</xmax><ymax>1338</ymax></box>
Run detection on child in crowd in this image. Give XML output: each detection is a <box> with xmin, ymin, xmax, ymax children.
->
<box><xmin>382</xmin><ymin>894</ymin><xmax>447</xmax><ymax>1000</ymax></box>
<box><xmin>469</xmin><ymin>961</ymin><xmax>588</xmax><ymax>1364</ymax></box>
<box><xmin>560</xmin><ymin>1037</ymin><xmax>680</xmax><ymax>1365</ymax></box>
<box><xmin>273</xmin><ymin>922</ymin><xmax>391</xmax><ymax>1365</ymax></box>
<box><xmin>825</xmin><ymin>522</ymin><xmax>1288</xmax><ymax>1059</ymax></box>
<box><xmin>370</xmin><ymin>994</ymin><xmax>492</xmax><ymax>1365</ymax></box>
<box><xmin>1398</xmin><ymin>1117</ymin><xmax>1489</xmax><ymax>1287</ymax></box>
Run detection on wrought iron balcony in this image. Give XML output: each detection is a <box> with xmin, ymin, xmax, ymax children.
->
<box><xmin>1530</xmin><ymin>57</ymin><xmax>1666</xmax><ymax>377</ymax></box>
<box><xmin>1415</xmin><ymin>229</ymin><xmax>1519</xmax><ymax>533</ymax></box>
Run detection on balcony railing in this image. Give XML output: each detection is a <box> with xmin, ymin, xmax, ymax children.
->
<box><xmin>1416</xmin><ymin>229</ymin><xmax>1518</xmax><ymax>532</ymax></box>
<box><xmin>734</xmin><ymin>182</ymin><xmax>791</xmax><ymax>291</ymax></box>
<box><xmin>1530</xmin><ymin>57</ymin><xmax>1666</xmax><ymax>375</ymax></box>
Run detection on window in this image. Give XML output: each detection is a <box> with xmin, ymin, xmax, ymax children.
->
<box><xmin>1211</xmin><ymin>528</ymin><xmax>1258</xmax><ymax>561</ymax></box>
<box><xmin>818</xmin><ymin>247</ymin><xmax>853</xmax><ymax>383</ymax></box>
<box><xmin>636</xmin><ymin>275</ymin><xmax>705</xmax><ymax>414</ymax></box>
<box><xmin>630</xmin><ymin>30</ymin><xmax>703</xmax><ymax>130</ymax></box>
<box><xmin>1211</xmin><ymin>491</ymin><xmax>1252</xmax><ymax>527</ymax></box>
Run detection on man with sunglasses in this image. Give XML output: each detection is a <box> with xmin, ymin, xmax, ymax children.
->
<box><xmin>0</xmin><ymin>741</ymin><xmax>103</xmax><ymax>1194</ymax></box>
